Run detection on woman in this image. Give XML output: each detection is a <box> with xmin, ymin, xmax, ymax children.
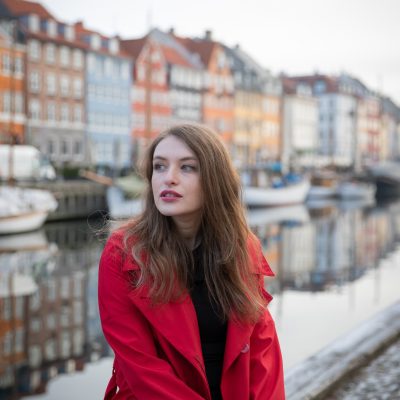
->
<box><xmin>98</xmin><ymin>124</ymin><xmax>285</xmax><ymax>399</ymax></box>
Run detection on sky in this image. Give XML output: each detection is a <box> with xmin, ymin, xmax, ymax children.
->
<box><xmin>41</xmin><ymin>0</ymin><xmax>400</xmax><ymax>104</ymax></box>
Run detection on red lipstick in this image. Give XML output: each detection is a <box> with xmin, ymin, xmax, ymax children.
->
<box><xmin>160</xmin><ymin>190</ymin><xmax>182</xmax><ymax>202</ymax></box>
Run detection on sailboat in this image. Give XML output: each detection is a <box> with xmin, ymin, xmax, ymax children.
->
<box><xmin>0</xmin><ymin>186</ymin><xmax>58</xmax><ymax>235</ymax></box>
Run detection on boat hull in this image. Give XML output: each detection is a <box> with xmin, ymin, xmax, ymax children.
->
<box><xmin>243</xmin><ymin>180</ymin><xmax>310</xmax><ymax>207</ymax></box>
<box><xmin>0</xmin><ymin>210</ymin><xmax>49</xmax><ymax>235</ymax></box>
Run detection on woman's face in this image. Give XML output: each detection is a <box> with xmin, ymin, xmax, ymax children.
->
<box><xmin>152</xmin><ymin>135</ymin><xmax>204</xmax><ymax>228</ymax></box>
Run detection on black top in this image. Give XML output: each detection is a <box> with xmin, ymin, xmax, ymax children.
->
<box><xmin>190</xmin><ymin>244</ymin><xmax>227</xmax><ymax>400</ymax></box>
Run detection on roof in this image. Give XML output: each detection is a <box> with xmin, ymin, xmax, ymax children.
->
<box><xmin>175</xmin><ymin>36</ymin><xmax>216</xmax><ymax>67</ymax></box>
<box><xmin>74</xmin><ymin>21</ymin><xmax>131</xmax><ymax>58</ymax></box>
<box><xmin>120</xmin><ymin>37</ymin><xmax>147</xmax><ymax>59</ymax></box>
<box><xmin>2</xmin><ymin>0</ymin><xmax>54</xmax><ymax>19</ymax></box>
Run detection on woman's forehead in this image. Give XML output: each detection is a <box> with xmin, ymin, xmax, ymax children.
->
<box><xmin>153</xmin><ymin>136</ymin><xmax>197</xmax><ymax>160</ymax></box>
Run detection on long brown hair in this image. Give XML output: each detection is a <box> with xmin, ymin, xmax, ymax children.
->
<box><xmin>122</xmin><ymin>124</ymin><xmax>266</xmax><ymax>323</ymax></box>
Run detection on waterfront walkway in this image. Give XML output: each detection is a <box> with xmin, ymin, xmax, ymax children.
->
<box><xmin>326</xmin><ymin>338</ymin><xmax>400</xmax><ymax>399</ymax></box>
<box><xmin>285</xmin><ymin>301</ymin><xmax>400</xmax><ymax>400</ymax></box>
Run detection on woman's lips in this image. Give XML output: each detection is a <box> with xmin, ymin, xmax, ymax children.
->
<box><xmin>160</xmin><ymin>190</ymin><xmax>182</xmax><ymax>202</ymax></box>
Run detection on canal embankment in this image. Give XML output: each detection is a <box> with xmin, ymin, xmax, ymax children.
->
<box><xmin>285</xmin><ymin>300</ymin><xmax>400</xmax><ymax>400</ymax></box>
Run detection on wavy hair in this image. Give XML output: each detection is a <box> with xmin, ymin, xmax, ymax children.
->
<box><xmin>122</xmin><ymin>124</ymin><xmax>266</xmax><ymax>323</ymax></box>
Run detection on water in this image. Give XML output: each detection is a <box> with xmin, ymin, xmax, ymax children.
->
<box><xmin>1</xmin><ymin>199</ymin><xmax>400</xmax><ymax>399</ymax></box>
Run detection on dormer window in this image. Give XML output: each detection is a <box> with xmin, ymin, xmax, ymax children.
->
<box><xmin>48</xmin><ymin>20</ymin><xmax>57</xmax><ymax>37</ymax></box>
<box><xmin>28</xmin><ymin>14</ymin><xmax>40</xmax><ymax>32</ymax></box>
<box><xmin>91</xmin><ymin>34</ymin><xmax>101</xmax><ymax>50</ymax></box>
<box><xmin>109</xmin><ymin>38</ymin><xmax>119</xmax><ymax>54</ymax></box>
<box><xmin>65</xmin><ymin>25</ymin><xmax>75</xmax><ymax>41</ymax></box>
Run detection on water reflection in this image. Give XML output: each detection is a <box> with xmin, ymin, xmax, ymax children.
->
<box><xmin>1</xmin><ymin>201</ymin><xmax>400</xmax><ymax>398</ymax></box>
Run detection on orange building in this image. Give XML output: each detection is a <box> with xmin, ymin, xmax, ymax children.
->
<box><xmin>0</xmin><ymin>26</ymin><xmax>25</xmax><ymax>143</ymax></box>
<box><xmin>121</xmin><ymin>36</ymin><xmax>172</xmax><ymax>162</ymax></box>
<box><xmin>177</xmin><ymin>31</ymin><xmax>234</xmax><ymax>146</ymax></box>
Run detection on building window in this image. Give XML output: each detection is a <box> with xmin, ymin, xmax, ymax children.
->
<box><xmin>2</xmin><ymin>91</ymin><xmax>10</xmax><ymax>113</ymax></box>
<box><xmin>60</xmin><ymin>75</ymin><xmax>70</xmax><ymax>97</ymax></box>
<box><xmin>105</xmin><ymin>58</ymin><xmax>113</xmax><ymax>76</ymax></box>
<box><xmin>61</xmin><ymin>140</ymin><xmax>69</xmax><ymax>155</ymax></box>
<box><xmin>73</xmin><ymin>49</ymin><xmax>83</xmax><ymax>69</ymax></box>
<box><xmin>29</xmin><ymin>99</ymin><xmax>41</xmax><ymax>120</ymax></box>
<box><xmin>74</xmin><ymin>104</ymin><xmax>82</xmax><ymax>122</ymax></box>
<box><xmin>15</xmin><ymin>93</ymin><xmax>24</xmax><ymax>113</ymax></box>
<box><xmin>48</xmin><ymin>139</ymin><xmax>54</xmax><ymax>154</ymax></box>
<box><xmin>60</xmin><ymin>46</ymin><xmax>70</xmax><ymax>67</ymax></box>
<box><xmin>74</xmin><ymin>140</ymin><xmax>82</xmax><ymax>155</ymax></box>
<box><xmin>29</xmin><ymin>71</ymin><xmax>40</xmax><ymax>92</ymax></box>
<box><xmin>29</xmin><ymin>14</ymin><xmax>40</xmax><ymax>32</ymax></box>
<box><xmin>29</xmin><ymin>40</ymin><xmax>41</xmax><ymax>61</ymax></box>
<box><xmin>14</xmin><ymin>56</ymin><xmax>23</xmax><ymax>74</ymax></box>
<box><xmin>47</xmin><ymin>102</ymin><xmax>56</xmax><ymax>121</ymax></box>
<box><xmin>88</xmin><ymin>54</ymin><xmax>96</xmax><ymax>72</ymax></box>
<box><xmin>73</xmin><ymin>78</ymin><xmax>82</xmax><ymax>99</ymax></box>
<box><xmin>46</xmin><ymin>43</ymin><xmax>56</xmax><ymax>64</ymax></box>
<box><xmin>46</xmin><ymin>73</ymin><xmax>56</xmax><ymax>95</ymax></box>
<box><xmin>61</xmin><ymin>104</ymin><xmax>69</xmax><ymax>122</ymax></box>
<box><xmin>2</xmin><ymin>53</ymin><xmax>11</xmax><ymax>74</ymax></box>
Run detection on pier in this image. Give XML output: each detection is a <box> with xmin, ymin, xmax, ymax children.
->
<box><xmin>18</xmin><ymin>180</ymin><xmax>107</xmax><ymax>221</ymax></box>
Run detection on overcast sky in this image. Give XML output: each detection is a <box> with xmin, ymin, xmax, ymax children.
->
<box><xmin>41</xmin><ymin>0</ymin><xmax>400</xmax><ymax>104</ymax></box>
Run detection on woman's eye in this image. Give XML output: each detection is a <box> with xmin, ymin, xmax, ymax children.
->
<box><xmin>153</xmin><ymin>163</ymin><xmax>166</xmax><ymax>171</ymax></box>
<box><xmin>181</xmin><ymin>164</ymin><xmax>197</xmax><ymax>172</ymax></box>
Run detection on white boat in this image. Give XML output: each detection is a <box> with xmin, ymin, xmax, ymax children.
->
<box><xmin>336</xmin><ymin>181</ymin><xmax>376</xmax><ymax>200</ymax></box>
<box><xmin>106</xmin><ymin>186</ymin><xmax>143</xmax><ymax>219</ymax></box>
<box><xmin>0</xmin><ymin>186</ymin><xmax>58</xmax><ymax>234</ymax></box>
<box><xmin>243</xmin><ymin>179</ymin><xmax>310</xmax><ymax>207</ymax></box>
<box><xmin>246</xmin><ymin>204</ymin><xmax>310</xmax><ymax>226</ymax></box>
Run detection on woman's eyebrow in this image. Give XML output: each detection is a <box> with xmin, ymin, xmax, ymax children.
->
<box><xmin>153</xmin><ymin>156</ymin><xmax>198</xmax><ymax>162</ymax></box>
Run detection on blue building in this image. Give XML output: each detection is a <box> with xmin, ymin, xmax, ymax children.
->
<box><xmin>75</xmin><ymin>22</ymin><xmax>132</xmax><ymax>174</ymax></box>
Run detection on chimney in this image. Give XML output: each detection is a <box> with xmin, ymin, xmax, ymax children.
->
<box><xmin>204</xmin><ymin>30</ymin><xmax>212</xmax><ymax>40</ymax></box>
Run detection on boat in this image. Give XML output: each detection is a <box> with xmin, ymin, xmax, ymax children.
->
<box><xmin>243</xmin><ymin>178</ymin><xmax>310</xmax><ymax>207</ymax></box>
<box><xmin>336</xmin><ymin>181</ymin><xmax>376</xmax><ymax>200</ymax></box>
<box><xmin>367</xmin><ymin>162</ymin><xmax>400</xmax><ymax>198</ymax></box>
<box><xmin>308</xmin><ymin>172</ymin><xmax>339</xmax><ymax>199</ymax></box>
<box><xmin>246</xmin><ymin>204</ymin><xmax>310</xmax><ymax>226</ymax></box>
<box><xmin>0</xmin><ymin>186</ymin><xmax>58</xmax><ymax>234</ymax></box>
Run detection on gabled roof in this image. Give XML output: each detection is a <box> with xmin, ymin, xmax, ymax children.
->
<box><xmin>175</xmin><ymin>36</ymin><xmax>216</xmax><ymax>67</ymax></box>
<box><xmin>121</xmin><ymin>29</ymin><xmax>203</xmax><ymax>69</ymax></box>
<box><xmin>2</xmin><ymin>0</ymin><xmax>54</xmax><ymax>19</ymax></box>
<box><xmin>120</xmin><ymin>37</ymin><xmax>147</xmax><ymax>59</ymax></box>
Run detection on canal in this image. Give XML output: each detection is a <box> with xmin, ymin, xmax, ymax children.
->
<box><xmin>1</xmin><ymin>199</ymin><xmax>400</xmax><ymax>399</ymax></box>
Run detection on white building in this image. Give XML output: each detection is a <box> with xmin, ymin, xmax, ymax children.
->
<box><xmin>282</xmin><ymin>82</ymin><xmax>319</xmax><ymax>169</ymax></box>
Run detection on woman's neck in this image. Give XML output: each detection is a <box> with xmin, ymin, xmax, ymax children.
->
<box><xmin>172</xmin><ymin>216</ymin><xmax>201</xmax><ymax>249</ymax></box>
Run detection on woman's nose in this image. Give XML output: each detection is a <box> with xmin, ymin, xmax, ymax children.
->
<box><xmin>165</xmin><ymin>166</ymin><xmax>179</xmax><ymax>184</ymax></box>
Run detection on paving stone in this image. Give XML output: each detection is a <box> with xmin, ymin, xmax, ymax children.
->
<box><xmin>326</xmin><ymin>339</ymin><xmax>400</xmax><ymax>399</ymax></box>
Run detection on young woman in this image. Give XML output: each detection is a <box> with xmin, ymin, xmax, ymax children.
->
<box><xmin>98</xmin><ymin>124</ymin><xmax>285</xmax><ymax>399</ymax></box>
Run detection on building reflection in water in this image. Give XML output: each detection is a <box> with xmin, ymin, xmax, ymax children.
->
<box><xmin>0</xmin><ymin>221</ymin><xmax>107</xmax><ymax>399</ymax></box>
<box><xmin>1</xmin><ymin>201</ymin><xmax>400</xmax><ymax>398</ymax></box>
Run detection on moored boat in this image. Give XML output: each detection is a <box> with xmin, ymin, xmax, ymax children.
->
<box><xmin>243</xmin><ymin>178</ymin><xmax>310</xmax><ymax>207</ymax></box>
<box><xmin>0</xmin><ymin>186</ymin><xmax>58</xmax><ymax>234</ymax></box>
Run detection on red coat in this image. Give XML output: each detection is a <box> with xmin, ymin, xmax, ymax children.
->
<box><xmin>98</xmin><ymin>231</ymin><xmax>285</xmax><ymax>400</ymax></box>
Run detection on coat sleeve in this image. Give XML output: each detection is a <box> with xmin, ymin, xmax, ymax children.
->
<box><xmin>249</xmin><ymin>239</ymin><xmax>285</xmax><ymax>400</ymax></box>
<box><xmin>249</xmin><ymin>307</ymin><xmax>285</xmax><ymax>399</ymax></box>
<box><xmin>98</xmin><ymin>234</ymin><xmax>206</xmax><ymax>400</ymax></box>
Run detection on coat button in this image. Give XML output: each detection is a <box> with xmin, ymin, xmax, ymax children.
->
<box><xmin>241</xmin><ymin>343</ymin><xmax>250</xmax><ymax>353</ymax></box>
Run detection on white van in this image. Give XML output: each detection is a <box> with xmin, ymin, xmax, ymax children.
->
<box><xmin>0</xmin><ymin>145</ymin><xmax>56</xmax><ymax>181</ymax></box>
